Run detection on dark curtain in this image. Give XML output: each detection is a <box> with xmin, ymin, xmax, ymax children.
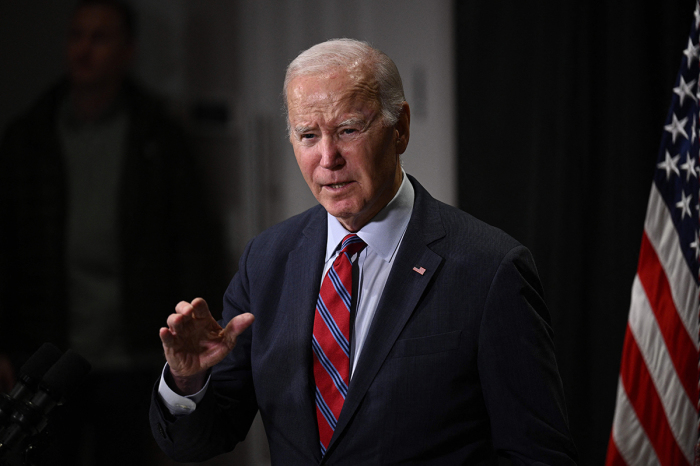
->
<box><xmin>455</xmin><ymin>1</ymin><xmax>696</xmax><ymax>464</ymax></box>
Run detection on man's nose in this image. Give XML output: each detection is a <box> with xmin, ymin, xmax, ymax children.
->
<box><xmin>319</xmin><ymin>137</ymin><xmax>343</xmax><ymax>169</ymax></box>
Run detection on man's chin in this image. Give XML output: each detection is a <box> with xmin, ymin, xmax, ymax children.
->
<box><xmin>326</xmin><ymin>207</ymin><xmax>374</xmax><ymax>233</ymax></box>
<box><xmin>320</xmin><ymin>197</ymin><xmax>355</xmax><ymax>216</ymax></box>
<box><xmin>324</xmin><ymin>207</ymin><xmax>357</xmax><ymax>228</ymax></box>
<box><xmin>327</xmin><ymin>209</ymin><xmax>355</xmax><ymax>222</ymax></box>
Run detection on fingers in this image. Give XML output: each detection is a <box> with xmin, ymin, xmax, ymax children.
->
<box><xmin>159</xmin><ymin>326</ymin><xmax>175</xmax><ymax>346</ymax></box>
<box><xmin>174</xmin><ymin>300</ymin><xmax>194</xmax><ymax>317</ymax></box>
<box><xmin>168</xmin><ymin>298</ymin><xmax>211</xmax><ymax>334</ymax></box>
<box><xmin>160</xmin><ymin>299</ymin><xmax>248</xmax><ymax>361</ymax></box>
<box><xmin>166</xmin><ymin>310</ymin><xmax>188</xmax><ymax>335</ymax></box>
<box><xmin>190</xmin><ymin>298</ymin><xmax>211</xmax><ymax>319</ymax></box>
<box><xmin>221</xmin><ymin>313</ymin><xmax>255</xmax><ymax>348</ymax></box>
<box><xmin>231</xmin><ymin>313</ymin><xmax>255</xmax><ymax>335</ymax></box>
<box><xmin>173</xmin><ymin>298</ymin><xmax>208</xmax><ymax>318</ymax></box>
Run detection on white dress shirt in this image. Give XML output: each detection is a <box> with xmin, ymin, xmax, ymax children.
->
<box><xmin>324</xmin><ymin>172</ymin><xmax>414</xmax><ymax>376</ymax></box>
<box><xmin>159</xmin><ymin>172</ymin><xmax>414</xmax><ymax>415</ymax></box>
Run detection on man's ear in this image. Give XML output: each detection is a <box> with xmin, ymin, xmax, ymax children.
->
<box><xmin>395</xmin><ymin>101</ymin><xmax>410</xmax><ymax>155</ymax></box>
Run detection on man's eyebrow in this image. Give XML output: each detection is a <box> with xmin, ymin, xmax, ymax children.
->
<box><xmin>293</xmin><ymin>125</ymin><xmax>314</xmax><ymax>134</ymax></box>
<box><xmin>292</xmin><ymin>118</ymin><xmax>368</xmax><ymax>135</ymax></box>
<box><xmin>339</xmin><ymin>118</ymin><xmax>367</xmax><ymax>127</ymax></box>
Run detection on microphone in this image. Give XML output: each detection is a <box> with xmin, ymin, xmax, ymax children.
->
<box><xmin>0</xmin><ymin>344</ymin><xmax>62</xmax><ymax>429</ymax></box>
<box><xmin>0</xmin><ymin>349</ymin><xmax>91</xmax><ymax>456</ymax></box>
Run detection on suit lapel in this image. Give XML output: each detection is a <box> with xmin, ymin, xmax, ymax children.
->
<box><xmin>283</xmin><ymin>207</ymin><xmax>327</xmax><ymax>462</ymax></box>
<box><xmin>328</xmin><ymin>177</ymin><xmax>446</xmax><ymax>455</ymax></box>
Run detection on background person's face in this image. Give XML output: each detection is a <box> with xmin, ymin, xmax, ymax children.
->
<box><xmin>66</xmin><ymin>5</ymin><xmax>133</xmax><ymax>88</ymax></box>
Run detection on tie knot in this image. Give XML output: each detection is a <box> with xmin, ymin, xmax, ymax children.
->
<box><xmin>339</xmin><ymin>234</ymin><xmax>366</xmax><ymax>257</ymax></box>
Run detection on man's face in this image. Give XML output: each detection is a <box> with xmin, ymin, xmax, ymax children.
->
<box><xmin>66</xmin><ymin>5</ymin><xmax>133</xmax><ymax>88</ymax></box>
<box><xmin>287</xmin><ymin>67</ymin><xmax>409</xmax><ymax>232</ymax></box>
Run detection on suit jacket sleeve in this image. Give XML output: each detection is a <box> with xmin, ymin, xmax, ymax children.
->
<box><xmin>478</xmin><ymin>245</ymin><xmax>577</xmax><ymax>464</ymax></box>
<box><xmin>149</xmin><ymin>238</ymin><xmax>259</xmax><ymax>463</ymax></box>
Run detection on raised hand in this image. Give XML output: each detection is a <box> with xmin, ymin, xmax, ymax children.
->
<box><xmin>160</xmin><ymin>297</ymin><xmax>254</xmax><ymax>394</ymax></box>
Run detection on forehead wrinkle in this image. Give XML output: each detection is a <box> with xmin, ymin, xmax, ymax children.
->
<box><xmin>287</xmin><ymin>70</ymin><xmax>382</xmax><ymax>134</ymax></box>
<box><xmin>291</xmin><ymin>94</ymin><xmax>372</xmax><ymax>124</ymax></box>
<box><xmin>290</xmin><ymin>71</ymin><xmax>379</xmax><ymax>106</ymax></box>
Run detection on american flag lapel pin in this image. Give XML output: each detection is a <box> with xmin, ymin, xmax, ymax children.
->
<box><xmin>412</xmin><ymin>266</ymin><xmax>426</xmax><ymax>275</ymax></box>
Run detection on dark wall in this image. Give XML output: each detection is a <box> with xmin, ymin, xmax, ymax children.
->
<box><xmin>0</xmin><ymin>1</ymin><xmax>73</xmax><ymax>133</ymax></box>
<box><xmin>455</xmin><ymin>1</ymin><xmax>695</xmax><ymax>464</ymax></box>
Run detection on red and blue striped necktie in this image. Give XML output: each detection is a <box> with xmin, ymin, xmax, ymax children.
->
<box><xmin>312</xmin><ymin>234</ymin><xmax>366</xmax><ymax>455</ymax></box>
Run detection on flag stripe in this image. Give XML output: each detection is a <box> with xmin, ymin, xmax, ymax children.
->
<box><xmin>628</xmin><ymin>277</ymin><xmax>697</xmax><ymax>463</ymax></box>
<box><xmin>610</xmin><ymin>376</ymin><xmax>660</xmax><ymax>466</ymax></box>
<box><xmin>644</xmin><ymin>184</ymin><xmax>700</xmax><ymax>344</ymax></box>
<box><xmin>637</xmin><ymin>231</ymin><xmax>699</xmax><ymax>404</ymax></box>
<box><xmin>605</xmin><ymin>438</ymin><xmax>627</xmax><ymax>466</ymax></box>
<box><xmin>605</xmin><ymin>436</ymin><xmax>627</xmax><ymax>466</ymax></box>
<box><xmin>619</xmin><ymin>325</ymin><xmax>691</xmax><ymax>466</ymax></box>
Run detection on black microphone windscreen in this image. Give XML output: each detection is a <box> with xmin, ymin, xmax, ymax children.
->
<box><xmin>18</xmin><ymin>343</ymin><xmax>63</xmax><ymax>382</ymax></box>
<box><xmin>40</xmin><ymin>350</ymin><xmax>91</xmax><ymax>401</ymax></box>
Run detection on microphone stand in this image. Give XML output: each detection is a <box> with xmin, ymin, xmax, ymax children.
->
<box><xmin>0</xmin><ymin>349</ymin><xmax>90</xmax><ymax>466</ymax></box>
<box><xmin>0</xmin><ymin>421</ymin><xmax>41</xmax><ymax>466</ymax></box>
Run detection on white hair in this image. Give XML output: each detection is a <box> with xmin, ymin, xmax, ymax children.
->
<box><xmin>283</xmin><ymin>38</ymin><xmax>405</xmax><ymax>127</ymax></box>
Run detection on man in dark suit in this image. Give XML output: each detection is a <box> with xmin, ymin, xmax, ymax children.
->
<box><xmin>150</xmin><ymin>38</ymin><xmax>577</xmax><ymax>464</ymax></box>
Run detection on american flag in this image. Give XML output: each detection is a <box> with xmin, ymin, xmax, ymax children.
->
<box><xmin>606</xmin><ymin>3</ymin><xmax>700</xmax><ymax>465</ymax></box>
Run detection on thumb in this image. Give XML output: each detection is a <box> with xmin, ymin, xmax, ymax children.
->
<box><xmin>221</xmin><ymin>313</ymin><xmax>255</xmax><ymax>348</ymax></box>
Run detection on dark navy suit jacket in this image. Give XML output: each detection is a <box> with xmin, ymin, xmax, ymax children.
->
<box><xmin>150</xmin><ymin>175</ymin><xmax>577</xmax><ymax>465</ymax></box>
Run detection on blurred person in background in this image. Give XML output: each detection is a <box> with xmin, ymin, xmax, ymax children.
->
<box><xmin>0</xmin><ymin>0</ymin><xmax>227</xmax><ymax>464</ymax></box>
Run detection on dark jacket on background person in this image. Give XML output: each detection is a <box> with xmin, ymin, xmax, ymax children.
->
<box><xmin>0</xmin><ymin>78</ymin><xmax>228</xmax><ymax>366</ymax></box>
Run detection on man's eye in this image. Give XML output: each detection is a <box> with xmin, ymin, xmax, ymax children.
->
<box><xmin>341</xmin><ymin>128</ymin><xmax>357</xmax><ymax>135</ymax></box>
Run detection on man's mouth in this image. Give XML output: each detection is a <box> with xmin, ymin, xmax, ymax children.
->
<box><xmin>326</xmin><ymin>182</ymin><xmax>351</xmax><ymax>189</ymax></box>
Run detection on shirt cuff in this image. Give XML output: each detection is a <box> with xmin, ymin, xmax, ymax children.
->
<box><xmin>157</xmin><ymin>363</ymin><xmax>210</xmax><ymax>416</ymax></box>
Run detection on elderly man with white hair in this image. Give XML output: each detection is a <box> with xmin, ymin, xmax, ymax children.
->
<box><xmin>150</xmin><ymin>38</ymin><xmax>577</xmax><ymax>465</ymax></box>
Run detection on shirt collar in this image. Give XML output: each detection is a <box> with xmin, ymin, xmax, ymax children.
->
<box><xmin>326</xmin><ymin>170</ymin><xmax>415</xmax><ymax>263</ymax></box>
